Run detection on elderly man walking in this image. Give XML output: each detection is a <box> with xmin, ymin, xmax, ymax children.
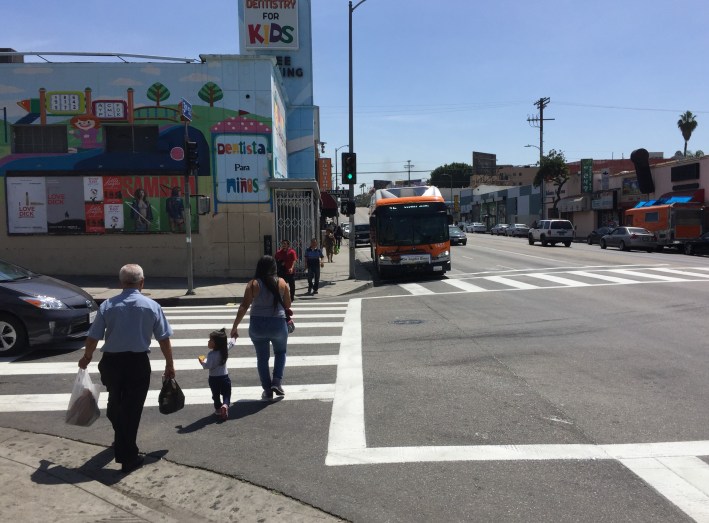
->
<box><xmin>79</xmin><ymin>264</ymin><xmax>175</xmax><ymax>474</ymax></box>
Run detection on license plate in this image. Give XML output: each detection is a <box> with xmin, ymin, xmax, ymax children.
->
<box><xmin>557</xmin><ymin>231</ymin><xmax>567</xmax><ymax>235</ymax></box>
<box><xmin>89</xmin><ymin>310</ymin><xmax>97</xmax><ymax>323</ymax></box>
<box><xmin>401</xmin><ymin>254</ymin><xmax>431</xmax><ymax>265</ymax></box>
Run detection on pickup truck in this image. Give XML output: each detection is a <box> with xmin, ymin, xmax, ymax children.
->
<box><xmin>528</xmin><ymin>219</ymin><xmax>574</xmax><ymax>247</ymax></box>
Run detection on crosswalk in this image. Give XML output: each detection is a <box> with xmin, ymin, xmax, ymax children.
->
<box><xmin>0</xmin><ymin>301</ymin><xmax>350</xmax><ymax>413</ymax></box>
<box><xmin>396</xmin><ymin>265</ymin><xmax>709</xmax><ymax>296</ymax></box>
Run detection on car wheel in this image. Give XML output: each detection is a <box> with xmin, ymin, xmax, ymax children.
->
<box><xmin>619</xmin><ymin>240</ymin><xmax>628</xmax><ymax>251</ymax></box>
<box><xmin>564</xmin><ymin>241</ymin><xmax>571</xmax><ymax>247</ymax></box>
<box><xmin>0</xmin><ymin>314</ymin><xmax>28</xmax><ymax>356</ymax></box>
<box><xmin>587</xmin><ymin>237</ymin><xmax>593</xmax><ymax>245</ymax></box>
<box><xmin>541</xmin><ymin>236</ymin><xmax>548</xmax><ymax>246</ymax></box>
<box><xmin>684</xmin><ymin>244</ymin><xmax>694</xmax><ymax>255</ymax></box>
<box><xmin>647</xmin><ymin>249</ymin><xmax>654</xmax><ymax>253</ymax></box>
<box><xmin>600</xmin><ymin>240</ymin><xmax>607</xmax><ymax>249</ymax></box>
<box><xmin>528</xmin><ymin>236</ymin><xmax>534</xmax><ymax>245</ymax></box>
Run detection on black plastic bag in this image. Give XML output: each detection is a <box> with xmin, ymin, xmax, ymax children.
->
<box><xmin>158</xmin><ymin>377</ymin><xmax>185</xmax><ymax>414</ymax></box>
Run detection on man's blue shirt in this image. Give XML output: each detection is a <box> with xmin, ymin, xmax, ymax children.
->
<box><xmin>87</xmin><ymin>289</ymin><xmax>173</xmax><ymax>353</ymax></box>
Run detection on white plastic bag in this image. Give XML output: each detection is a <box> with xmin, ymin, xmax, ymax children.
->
<box><xmin>65</xmin><ymin>368</ymin><xmax>101</xmax><ymax>426</ymax></box>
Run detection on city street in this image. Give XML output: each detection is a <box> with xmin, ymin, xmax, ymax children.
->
<box><xmin>2</xmin><ymin>234</ymin><xmax>709</xmax><ymax>521</ymax></box>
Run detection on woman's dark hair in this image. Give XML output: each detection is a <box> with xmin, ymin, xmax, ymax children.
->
<box><xmin>210</xmin><ymin>328</ymin><xmax>228</xmax><ymax>365</ymax></box>
<box><xmin>254</xmin><ymin>255</ymin><xmax>280</xmax><ymax>310</ymax></box>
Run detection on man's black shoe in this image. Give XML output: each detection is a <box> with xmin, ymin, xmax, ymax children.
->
<box><xmin>121</xmin><ymin>456</ymin><xmax>145</xmax><ymax>474</ymax></box>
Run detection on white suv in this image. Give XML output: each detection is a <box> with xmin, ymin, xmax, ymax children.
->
<box><xmin>528</xmin><ymin>219</ymin><xmax>574</xmax><ymax>247</ymax></box>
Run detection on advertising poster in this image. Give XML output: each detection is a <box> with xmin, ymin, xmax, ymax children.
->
<box><xmin>7</xmin><ymin>177</ymin><xmax>48</xmax><ymax>234</ymax></box>
<box><xmin>84</xmin><ymin>203</ymin><xmax>105</xmax><ymax>233</ymax></box>
<box><xmin>83</xmin><ymin>176</ymin><xmax>104</xmax><ymax>203</ymax></box>
<box><xmin>242</xmin><ymin>0</ymin><xmax>299</xmax><ymax>51</ymax></box>
<box><xmin>102</xmin><ymin>176</ymin><xmax>124</xmax><ymax>203</ymax></box>
<box><xmin>47</xmin><ymin>177</ymin><xmax>86</xmax><ymax>233</ymax></box>
<box><xmin>213</xmin><ymin>133</ymin><xmax>271</xmax><ymax>204</ymax></box>
<box><xmin>104</xmin><ymin>203</ymin><xmax>124</xmax><ymax>231</ymax></box>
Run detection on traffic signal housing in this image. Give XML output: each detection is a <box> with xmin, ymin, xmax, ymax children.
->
<box><xmin>185</xmin><ymin>141</ymin><xmax>199</xmax><ymax>171</ymax></box>
<box><xmin>340</xmin><ymin>199</ymin><xmax>356</xmax><ymax>216</ymax></box>
<box><xmin>342</xmin><ymin>152</ymin><xmax>357</xmax><ymax>185</ymax></box>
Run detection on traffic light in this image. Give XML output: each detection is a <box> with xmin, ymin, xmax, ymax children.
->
<box><xmin>342</xmin><ymin>152</ymin><xmax>357</xmax><ymax>185</ymax></box>
<box><xmin>347</xmin><ymin>200</ymin><xmax>356</xmax><ymax>215</ymax></box>
<box><xmin>340</xmin><ymin>200</ymin><xmax>349</xmax><ymax>216</ymax></box>
<box><xmin>185</xmin><ymin>141</ymin><xmax>199</xmax><ymax>171</ymax></box>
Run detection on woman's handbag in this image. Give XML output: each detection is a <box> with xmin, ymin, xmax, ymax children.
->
<box><xmin>66</xmin><ymin>368</ymin><xmax>101</xmax><ymax>426</ymax></box>
<box><xmin>158</xmin><ymin>377</ymin><xmax>185</xmax><ymax>414</ymax></box>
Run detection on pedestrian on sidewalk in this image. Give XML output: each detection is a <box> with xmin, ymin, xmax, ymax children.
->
<box><xmin>334</xmin><ymin>224</ymin><xmax>343</xmax><ymax>250</ymax></box>
<box><xmin>304</xmin><ymin>238</ymin><xmax>325</xmax><ymax>295</ymax></box>
<box><xmin>324</xmin><ymin>228</ymin><xmax>335</xmax><ymax>262</ymax></box>
<box><xmin>275</xmin><ymin>239</ymin><xmax>297</xmax><ymax>301</ymax></box>
<box><xmin>198</xmin><ymin>328</ymin><xmax>232</xmax><ymax>420</ymax></box>
<box><xmin>230</xmin><ymin>255</ymin><xmax>292</xmax><ymax>401</ymax></box>
<box><xmin>78</xmin><ymin>263</ymin><xmax>174</xmax><ymax>474</ymax></box>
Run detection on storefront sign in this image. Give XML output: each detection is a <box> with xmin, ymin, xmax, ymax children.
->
<box><xmin>581</xmin><ymin>159</ymin><xmax>593</xmax><ymax>193</ymax></box>
<box><xmin>243</xmin><ymin>0</ymin><xmax>299</xmax><ymax>50</ymax></box>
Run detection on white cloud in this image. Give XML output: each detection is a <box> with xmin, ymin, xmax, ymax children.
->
<box><xmin>140</xmin><ymin>65</ymin><xmax>161</xmax><ymax>76</ymax></box>
<box><xmin>13</xmin><ymin>66</ymin><xmax>53</xmax><ymax>75</ymax></box>
<box><xmin>180</xmin><ymin>72</ymin><xmax>220</xmax><ymax>83</ymax></box>
<box><xmin>0</xmin><ymin>84</ymin><xmax>23</xmax><ymax>94</ymax></box>
<box><xmin>111</xmin><ymin>78</ymin><xmax>142</xmax><ymax>86</ymax></box>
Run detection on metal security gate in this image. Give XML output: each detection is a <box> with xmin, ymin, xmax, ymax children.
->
<box><xmin>274</xmin><ymin>189</ymin><xmax>316</xmax><ymax>277</ymax></box>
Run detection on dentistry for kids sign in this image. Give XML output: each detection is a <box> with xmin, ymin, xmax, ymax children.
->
<box><xmin>242</xmin><ymin>0</ymin><xmax>299</xmax><ymax>50</ymax></box>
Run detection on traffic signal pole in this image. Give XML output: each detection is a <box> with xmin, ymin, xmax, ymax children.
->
<box><xmin>184</xmin><ymin>139</ymin><xmax>198</xmax><ymax>295</ymax></box>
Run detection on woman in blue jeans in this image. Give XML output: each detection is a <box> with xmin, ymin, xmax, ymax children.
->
<box><xmin>230</xmin><ymin>255</ymin><xmax>292</xmax><ymax>400</ymax></box>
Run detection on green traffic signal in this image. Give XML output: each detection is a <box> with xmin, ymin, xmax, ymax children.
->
<box><xmin>342</xmin><ymin>152</ymin><xmax>357</xmax><ymax>185</ymax></box>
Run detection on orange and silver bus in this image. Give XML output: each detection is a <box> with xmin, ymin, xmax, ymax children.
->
<box><xmin>625</xmin><ymin>201</ymin><xmax>706</xmax><ymax>249</ymax></box>
<box><xmin>368</xmin><ymin>185</ymin><xmax>452</xmax><ymax>278</ymax></box>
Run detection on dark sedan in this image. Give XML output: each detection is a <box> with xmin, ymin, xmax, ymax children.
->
<box><xmin>0</xmin><ymin>259</ymin><xmax>98</xmax><ymax>355</ymax></box>
<box><xmin>586</xmin><ymin>226</ymin><xmax>614</xmax><ymax>245</ymax></box>
<box><xmin>683</xmin><ymin>232</ymin><xmax>709</xmax><ymax>256</ymax></box>
<box><xmin>448</xmin><ymin>225</ymin><xmax>467</xmax><ymax>245</ymax></box>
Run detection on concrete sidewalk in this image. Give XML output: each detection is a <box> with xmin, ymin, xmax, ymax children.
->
<box><xmin>5</xmin><ymin>242</ymin><xmax>369</xmax><ymax>522</ymax></box>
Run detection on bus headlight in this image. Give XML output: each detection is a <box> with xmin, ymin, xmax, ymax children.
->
<box><xmin>433</xmin><ymin>250</ymin><xmax>450</xmax><ymax>261</ymax></box>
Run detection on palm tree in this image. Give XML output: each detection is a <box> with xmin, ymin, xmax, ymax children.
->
<box><xmin>359</xmin><ymin>183</ymin><xmax>366</xmax><ymax>195</ymax></box>
<box><xmin>677</xmin><ymin>111</ymin><xmax>698</xmax><ymax>157</ymax></box>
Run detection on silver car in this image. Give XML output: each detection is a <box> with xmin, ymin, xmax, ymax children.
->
<box><xmin>600</xmin><ymin>227</ymin><xmax>657</xmax><ymax>252</ymax></box>
<box><xmin>506</xmin><ymin>224</ymin><xmax>530</xmax><ymax>237</ymax></box>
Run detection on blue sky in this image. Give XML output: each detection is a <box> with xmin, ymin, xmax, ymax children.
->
<box><xmin>5</xmin><ymin>0</ymin><xmax>709</xmax><ymax>185</ymax></box>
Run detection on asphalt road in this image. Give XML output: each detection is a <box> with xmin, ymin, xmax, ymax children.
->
<box><xmin>2</xmin><ymin>233</ymin><xmax>709</xmax><ymax>522</ymax></box>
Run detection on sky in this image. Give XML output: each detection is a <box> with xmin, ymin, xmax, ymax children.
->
<box><xmin>5</xmin><ymin>0</ymin><xmax>709</xmax><ymax>186</ymax></box>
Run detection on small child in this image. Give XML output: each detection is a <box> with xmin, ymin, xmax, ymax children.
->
<box><xmin>198</xmin><ymin>328</ymin><xmax>232</xmax><ymax>420</ymax></box>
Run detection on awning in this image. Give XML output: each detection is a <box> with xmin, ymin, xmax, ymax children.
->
<box><xmin>320</xmin><ymin>191</ymin><xmax>338</xmax><ymax>218</ymax></box>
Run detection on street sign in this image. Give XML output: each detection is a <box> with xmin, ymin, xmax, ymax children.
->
<box><xmin>181</xmin><ymin>98</ymin><xmax>192</xmax><ymax>122</ymax></box>
<box><xmin>328</xmin><ymin>189</ymin><xmax>349</xmax><ymax>197</ymax></box>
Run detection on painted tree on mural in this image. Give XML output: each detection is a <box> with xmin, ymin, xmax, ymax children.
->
<box><xmin>198</xmin><ymin>82</ymin><xmax>224</xmax><ymax>107</ymax></box>
<box><xmin>147</xmin><ymin>82</ymin><xmax>170</xmax><ymax>107</ymax></box>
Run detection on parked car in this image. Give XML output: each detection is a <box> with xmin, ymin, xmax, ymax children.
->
<box><xmin>586</xmin><ymin>226</ymin><xmax>614</xmax><ymax>245</ymax></box>
<box><xmin>466</xmin><ymin>222</ymin><xmax>487</xmax><ymax>233</ymax></box>
<box><xmin>341</xmin><ymin>222</ymin><xmax>351</xmax><ymax>239</ymax></box>
<box><xmin>599</xmin><ymin>227</ymin><xmax>657</xmax><ymax>252</ymax></box>
<box><xmin>528</xmin><ymin>219</ymin><xmax>574</xmax><ymax>247</ymax></box>
<box><xmin>354</xmin><ymin>224</ymin><xmax>371</xmax><ymax>247</ymax></box>
<box><xmin>0</xmin><ymin>259</ymin><xmax>98</xmax><ymax>355</ymax></box>
<box><xmin>682</xmin><ymin>231</ymin><xmax>709</xmax><ymax>255</ymax></box>
<box><xmin>448</xmin><ymin>225</ymin><xmax>468</xmax><ymax>245</ymax></box>
<box><xmin>490</xmin><ymin>224</ymin><xmax>509</xmax><ymax>236</ymax></box>
<box><xmin>506</xmin><ymin>224</ymin><xmax>530</xmax><ymax>237</ymax></box>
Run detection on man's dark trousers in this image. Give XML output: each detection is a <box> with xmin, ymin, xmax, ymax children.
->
<box><xmin>98</xmin><ymin>352</ymin><xmax>151</xmax><ymax>464</ymax></box>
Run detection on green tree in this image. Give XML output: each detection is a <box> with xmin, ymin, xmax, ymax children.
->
<box><xmin>429</xmin><ymin>163</ymin><xmax>473</xmax><ymax>188</ymax></box>
<box><xmin>533</xmin><ymin>149</ymin><xmax>570</xmax><ymax>215</ymax></box>
<box><xmin>677</xmin><ymin>110</ymin><xmax>698</xmax><ymax>157</ymax></box>
<box><xmin>147</xmin><ymin>82</ymin><xmax>170</xmax><ymax>107</ymax></box>
<box><xmin>198</xmin><ymin>82</ymin><xmax>224</xmax><ymax>107</ymax></box>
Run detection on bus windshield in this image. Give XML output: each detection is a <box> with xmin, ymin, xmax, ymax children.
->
<box><xmin>375</xmin><ymin>203</ymin><xmax>448</xmax><ymax>246</ymax></box>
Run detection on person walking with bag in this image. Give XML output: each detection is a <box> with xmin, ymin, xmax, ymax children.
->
<box><xmin>78</xmin><ymin>264</ymin><xmax>175</xmax><ymax>474</ymax></box>
<box><xmin>304</xmin><ymin>237</ymin><xmax>325</xmax><ymax>296</ymax></box>
<box><xmin>230</xmin><ymin>255</ymin><xmax>292</xmax><ymax>401</ymax></box>
<box><xmin>198</xmin><ymin>328</ymin><xmax>231</xmax><ymax>420</ymax></box>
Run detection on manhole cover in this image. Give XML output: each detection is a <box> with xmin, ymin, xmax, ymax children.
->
<box><xmin>391</xmin><ymin>319</ymin><xmax>423</xmax><ymax>325</ymax></box>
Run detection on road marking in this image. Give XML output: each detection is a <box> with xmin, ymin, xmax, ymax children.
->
<box><xmin>398</xmin><ymin>283</ymin><xmax>435</xmax><ymax>295</ymax></box>
<box><xmin>162</xmin><ymin>303</ymin><xmax>350</xmax><ymax>312</ymax></box>
<box><xmin>145</xmin><ymin>337</ymin><xmax>342</xmax><ymax>348</ymax></box>
<box><xmin>648</xmin><ymin>267</ymin><xmax>709</xmax><ymax>279</ymax></box>
<box><xmin>170</xmin><ymin>322</ymin><xmax>344</xmax><ymax>330</ymax></box>
<box><xmin>164</xmin><ymin>314</ymin><xmax>346</xmax><ymax>320</ymax></box>
<box><xmin>326</xmin><ymin>298</ymin><xmax>366</xmax><ymax>461</ymax></box>
<box><xmin>0</xmin><ymin>384</ymin><xmax>335</xmax><ymax>412</ymax></box>
<box><xmin>619</xmin><ymin>457</ymin><xmax>709</xmax><ymax>522</ymax></box>
<box><xmin>484</xmin><ymin>275</ymin><xmax>540</xmax><ymax>289</ymax></box>
<box><xmin>0</xmin><ymin>355</ymin><xmax>339</xmax><ymax>375</ymax></box>
<box><xmin>566</xmin><ymin>271</ymin><xmax>638</xmax><ymax>284</ymax></box>
<box><xmin>612</xmin><ymin>269</ymin><xmax>687</xmax><ymax>282</ymax></box>
<box><xmin>441</xmin><ymin>279</ymin><xmax>487</xmax><ymax>292</ymax></box>
<box><xmin>526</xmin><ymin>273</ymin><xmax>590</xmax><ymax>287</ymax></box>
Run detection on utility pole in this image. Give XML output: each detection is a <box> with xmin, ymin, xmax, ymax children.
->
<box><xmin>404</xmin><ymin>160</ymin><xmax>414</xmax><ymax>186</ymax></box>
<box><xmin>527</xmin><ymin>97</ymin><xmax>554</xmax><ymax>219</ymax></box>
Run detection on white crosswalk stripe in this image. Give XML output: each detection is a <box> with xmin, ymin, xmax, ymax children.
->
<box><xmin>394</xmin><ymin>265</ymin><xmax>709</xmax><ymax>295</ymax></box>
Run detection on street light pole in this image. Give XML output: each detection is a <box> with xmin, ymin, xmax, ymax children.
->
<box><xmin>348</xmin><ymin>0</ymin><xmax>367</xmax><ymax>279</ymax></box>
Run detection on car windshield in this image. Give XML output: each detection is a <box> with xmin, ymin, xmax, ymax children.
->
<box><xmin>0</xmin><ymin>260</ymin><xmax>34</xmax><ymax>282</ymax></box>
<box><xmin>514</xmin><ymin>224</ymin><xmax>527</xmax><ymax>227</ymax></box>
<box><xmin>378</xmin><ymin>215</ymin><xmax>448</xmax><ymax>246</ymax></box>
